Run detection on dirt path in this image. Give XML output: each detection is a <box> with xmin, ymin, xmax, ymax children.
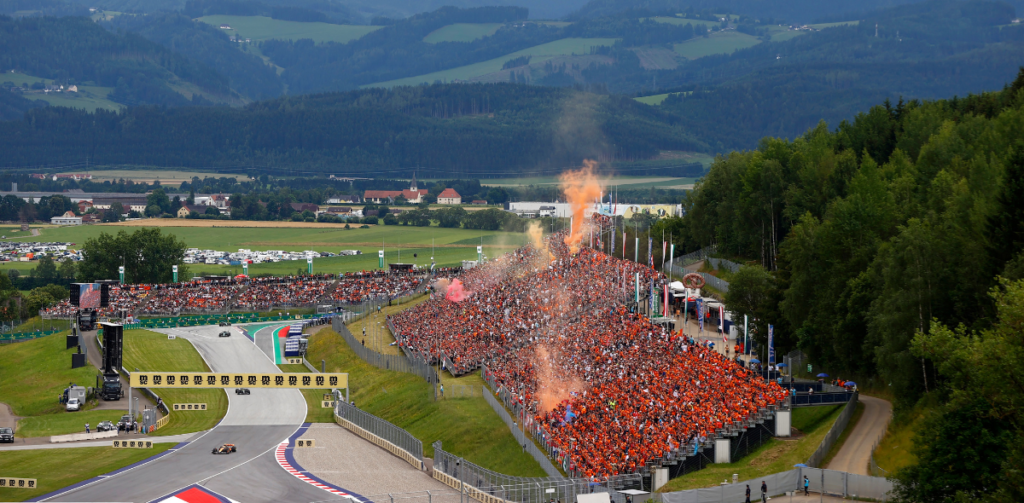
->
<box><xmin>30</xmin><ymin>228</ymin><xmax>40</xmax><ymax>236</ymax></box>
<box><xmin>826</xmin><ymin>395</ymin><xmax>892</xmax><ymax>475</ymax></box>
<box><xmin>0</xmin><ymin>402</ymin><xmax>20</xmax><ymax>429</ymax></box>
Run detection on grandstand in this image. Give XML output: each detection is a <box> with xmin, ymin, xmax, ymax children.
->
<box><xmin>388</xmin><ymin>229</ymin><xmax>789</xmax><ymax>478</ymax></box>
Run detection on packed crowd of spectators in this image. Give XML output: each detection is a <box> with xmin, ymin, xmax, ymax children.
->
<box><xmin>391</xmin><ymin>225</ymin><xmax>788</xmax><ymax>477</ymax></box>
<box><xmin>331</xmin><ymin>271</ymin><xmax>423</xmax><ymax>304</ymax></box>
<box><xmin>39</xmin><ymin>271</ymin><xmax>436</xmax><ymax>317</ymax></box>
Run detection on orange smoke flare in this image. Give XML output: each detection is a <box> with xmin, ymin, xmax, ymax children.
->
<box><xmin>560</xmin><ymin>160</ymin><xmax>602</xmax><ymax>253</ymax></box>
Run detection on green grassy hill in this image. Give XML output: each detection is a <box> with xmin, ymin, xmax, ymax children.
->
<box><xmin>423</xmin><ymin>23</ymin><xmax>503</xmax><ymax>43</ymax></box>
<box><xmin>196</xmin><ymin>15</ymin><xmax>380</xmax><ymax>43</ymax></box>
<box><xmin>367</xmin><ymin>37</ymin><xmax>618</xmax><ymax>87</ymax></box>
<box><xmin>2</xmin><ymin>72</ymin><xmax>122</xmax><ymax>113</ymax></box>
<box><xmin>673</xmin><ymin>31</ymin><xmax>762</xmax><ymax>59</ymax></box>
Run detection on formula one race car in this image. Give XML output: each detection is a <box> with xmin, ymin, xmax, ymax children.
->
<box><xmin>218</xmin><ymin>322</ymin><xmax>232</xmax><ymax>326</ymax></box>
<box><xmin>235</xmin><ymin>388</ymin><xmax>250</xmax><ymax>395</ymax></box>
<box><xmin>212</xmin><ymin>444</ymin><xmax>237</xmax><ymax>454</ymax></box>
<box><xmin>218</xmin><ymin>331</ymin><xmax>231</xmax><ymax>337</ymax></box>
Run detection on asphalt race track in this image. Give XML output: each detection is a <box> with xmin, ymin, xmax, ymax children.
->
<box><xmin>44</xmin><ymin>323</ymin><xmax>345</xmax><ymax>503</ymax></box>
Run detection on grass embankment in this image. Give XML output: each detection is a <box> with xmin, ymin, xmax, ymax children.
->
<box><xmin>872</xmin><ymin>398</ymin><xmax>933</xmax><ymax>475</ymax></box>
<box><xmin>121</xmin><ymin>329</ymin><xmax>227</xmax><ymax>436</ymax></box>
<box><xmin>347</xmin><ymin>294</ymin><xmax>430</xmax><ymax>356</ymax></box>
<box><xmin>659</xmin><ymin>404</ymin><xmax>846</xmax><ymax>492</ymax></box>
<box><xmin>16</xmin><ymin>409</ymin><xmax>128</xmax><ymax>437</ymax></box>
<box><xmin>278</xmin><ymin>362</ymin><xmax>336</xmax><ymax>423</ymax></box>
<box><xmin>0</xmin><ymin>444</ymin><xmax>174</xmax><ymax>501</ymax></box>
<box><xmin>0</xmin><ymin>331</ymin><xmax>101</xmax><ymax>436</ymax></box>
<box><xmin>306</xmin><ymin>328</ymin><xmax>546</xmax><ymax>477</ymax></box>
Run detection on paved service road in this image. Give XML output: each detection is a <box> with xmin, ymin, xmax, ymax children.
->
<box><xmin>826</xmin><ymin>395</ymin><xmax>892</xmax><ymax>475</ymax></box>
<box><xmin>47</xmin><ymin>325</ymin><xmax>334</xmax><ymax>503</ymax></box>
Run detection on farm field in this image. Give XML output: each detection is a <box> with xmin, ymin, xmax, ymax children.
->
<box><xmin>196</xmin><ymin>15</ymin><xmax>380</xmax><ymax>43</ymax></box>
<box><xmin>61</xmin><ymin>169</ymin><xmax>249</xmax><ymax>184</ymax></box>
<box><xmin>2</xmin><ymin>72</ymin><xmax>122</xmax><ymax>113</ymax></box>
<box><xmin>479</xmin><ymin>175</ymin><xmax>697</xmax><ymax>188</ymax></box>
<box><xmin>423</xmin><ymin>23</ymin><xmax>503</xmax><ymax>43</ymax></box>
<box><xmin>809</xmin><ymin>20</ymin><xmax>860</xmax><ymax>29</ymax></box>
<box><xmin>1</xmin><ymin>224</ymin><xmax>527</xmax><ymax>277</ymax></box>
<box><xmin>367</xmin><ymin>37</ymin><xmax>619</xmax><ymax>88</ymax></box>
<box><xmin>634</xmin><ymin>92</ymin><xmax>688</xmax><ymax>105</ymax></box>
<box><xmin>648</xmin><ymin>16</ymin><xmax>712</xmax><ymax>26</ymax></box>
<box><xmin>673</xmin><ymin>31</ymin><xmax>762</xmax><ymax>59</ymax></box>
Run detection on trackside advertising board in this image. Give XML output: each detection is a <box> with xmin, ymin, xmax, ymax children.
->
<box><xmin>131</xmin><ymin>372</ymin><xmax>347</xmax><ymax>389</ymax></box>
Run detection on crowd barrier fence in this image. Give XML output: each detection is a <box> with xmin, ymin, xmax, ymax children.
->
<box><xmin>334</xmin><ymin>400</ymin><xmax>423</xmax><ymax>467</ymax></box>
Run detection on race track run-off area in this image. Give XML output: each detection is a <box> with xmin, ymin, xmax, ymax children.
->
<box><xmin>41</xmin><ymin>324</ymin><xmax>350</xmax><ymax>503</ymax></box>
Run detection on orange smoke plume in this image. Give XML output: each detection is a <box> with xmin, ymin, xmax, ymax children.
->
<box><xmin>560</xmin><ymin>160</ymin><xmax>602</xmax><ymax>253</ymax></box>
<box><xmin>445</xmin><ymin>279</ymin><xmax>471</xmax><ymax>302</ymax></box>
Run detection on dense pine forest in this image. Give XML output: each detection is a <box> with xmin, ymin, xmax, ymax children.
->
<box><xmin>0</xmin><ymin>84</ymin><xmax>705</xmax><ymax>174</ymax></box>
<box><xmin>655</xmin><ymin>68</ymin><xmax>1024</xmax><ymax>502</ymax></box>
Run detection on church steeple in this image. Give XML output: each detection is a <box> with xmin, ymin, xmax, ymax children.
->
<box><xmin>410</xmin><ymin>171</ymin><xmax>418</xmax><ymax>191</ymax></box>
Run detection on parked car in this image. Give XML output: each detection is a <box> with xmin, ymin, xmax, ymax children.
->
<box><xmin>96</xmin><ymin>420</ymin><xmax>115</xmax><ymax>432</ymax></box>
<box><xmin>65</xmin><ymin>398</ymin><xmax>81</xmax><ymax>411</ymax></box>
<box><xmin>0</xmin><ymin>427</ymin><xmax>13</xmax><ymax>442</ymax></box>
<box><xmin>219</xmin><ymin>331</ymin><xmax>231</xmax><ymax>337</ymax></box>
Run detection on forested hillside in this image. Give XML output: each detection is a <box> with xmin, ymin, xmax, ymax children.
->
<box><xmin>0</xmin><ymin>14</ymin><xmax>239</xmax><ymax>106</ymax></box>
<box><xmin>662</xmin><ymin>67</ymin><xmax>1024</xmax><ymax>503</ymax></box>
<box><xmin>0</xmin><ymin>84</ymin><xmax>706</xmax><ymax>175</ymax></box>
<box><xmin>103</xmin><ymin>12</ymin><xmax>283</xmax><ymax>100</ymax></box>
<box><xmin>670</xmin><ymin>67</ymin><xmax>1024</xmax><ymax>403</ymax></box>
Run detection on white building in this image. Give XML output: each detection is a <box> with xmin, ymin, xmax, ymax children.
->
<box><xmin>51</xmin><ymin>211</ymin><xmax>82</xmax><ymax>226</ymax></box>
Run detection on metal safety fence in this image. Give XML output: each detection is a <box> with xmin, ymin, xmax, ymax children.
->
<box><xmin>433</xmin><ymin>441</ymin><xmax>643</xmax><ymax>503</ymax></box>
<box><xmin>670</xmin><ymin>245</ymin><xmax>718</xmax><ymax>267</ymax></box>
<box><xmin>657</xmin><ymin>467</ymin><xmax>892</xmax><ymax>503</ymax></box>
<box><xmin>331</xmin><ymin>316</ymin><xmax>440</xmax><ymax>388</ymax></box>
<box><xmin>335</xmin><ymin>400</ymin><xmax>423</xmax><ymax>461</ymax></box>
<box><xmin>707</xmin><ymin>258</ymin><xmax>742</xmax><ymax>273</ymax></box>
<box><xmin>869</xmin><ymin>412</ymin><xmax>893</xmax><ymax>478</ymax></box>
<box><xmin>806</xmin><ymin>392</ymin><xmax>859</xmax><ymax>468</ymax></box>
<box><xmin>481</xmin><ymin>387</ymin><xmax>562</xmax><ymax>478</ymax></box>
<box><xmin>361</xmin><ymin>490</ymin><xmax>466</xmax><ymax>503</ymax></box>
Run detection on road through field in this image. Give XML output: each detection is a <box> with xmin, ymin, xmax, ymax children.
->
<box><xmin>826</xmin><ymin>395</ymin><xmax>892</xmax><ymax>475</ymax></box>
<box><xmin>45</xmin><ymin>325</ymin><xmax>335</xmax><ymax>503</ymax></box>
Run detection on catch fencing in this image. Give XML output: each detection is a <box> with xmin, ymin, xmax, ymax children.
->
<box><xmin>657</xmin><ymin>467</ymin><xmax>892</xmax><ymax>502</ymax></box>
<box><xmin>791</xmin><ymin>392</ymin><xmax>856</xmax><ymax>407</ymax></box>
<box><xmin>331</xmin><ymin>316</ymin><xmax>440</xmax><ymax>389</ymax></box>
<box><xmin>869</xmin><ymin>413</ymin><xmax>893</xmax><ymax>477</ymax></box>
<box><xmin>806</xmin><ymin>392</ymin><xmax>859</xmax><ymax>468</ymax></box>
<box><xmin>707</xmin><ymin>258</ymin><xmax>742</xmax><ymax>273</ymax></box>
<box><xmin>480</xmin><ymin>386</ymin><xmax>562</xmax><ymax>478</ymax></box>
<box><xmin>432</xmin><ymin>441</ymin><xmax>643</xmax><ymax>503</ymax></box>
<box><xmin>671</xmin><ymin>245</ymin><xmax>718</xmax><ymax>267</ymax></box>
<box><xmin>334</xmin><ymin>400</ymin><xmax>423</xmax><ymax>462</ymax></box>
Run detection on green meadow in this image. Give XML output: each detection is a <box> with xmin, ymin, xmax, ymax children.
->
<box><xmin>196</xmin><ymin>15</ymin><xmax>380</xmax><ymax>43</ymax></box>
<box><xmin>367</xmin><ymin>37</ymin><xmax>619</xmax><ymax>88</ymax></box>
<box><xmin>423</xmin><ymin>23</ymin><xmax>503</xmax><ymax>43</ymax></box>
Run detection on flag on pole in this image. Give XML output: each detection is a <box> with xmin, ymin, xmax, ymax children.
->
<box><xmin>623</xmin><ymin>231</ymin><xmax>627</xmax><ymax>259</ymax></box>
<box><xmin>697</xmin><ymin>299</ymin><xmax>704</xmax><ymax>334</ymax></box>
<box><xmin>648</xmin><ymin>237</ymin><xmax>653</xmax><ymax>268</ymax></box>
<box><xmin>662</xmin><ymin>240</ymin><xmax>667</xmax><ymax>270</ymax></box>
<box><xmin>649</xmin><ymin>278</ymin><xmax>654</xmax><ymax>314</ymax></box>
<box><xmin>663</xmin><ymin>283</ymin><xmax>669</xmax><ymax>317</ymax></box>
<box><xmin>720</xmin><ymin>305</ymin><xmax>726</xmax><ymax>346</ymax></box>
<box><xmin>768</xmin><ymin>325</ymin><xmax>776</xmax><ymax>365</ymax></box>
<box><xmin>670</xmin><ymin>244</ymin><xmax>675</xmax><ymax>275</ymax></box>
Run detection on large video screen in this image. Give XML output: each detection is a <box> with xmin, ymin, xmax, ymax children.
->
<box><xmin>72</xmin><ymin>283</ymin><xmax>102</xmax><ymax>309</ymax></box>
